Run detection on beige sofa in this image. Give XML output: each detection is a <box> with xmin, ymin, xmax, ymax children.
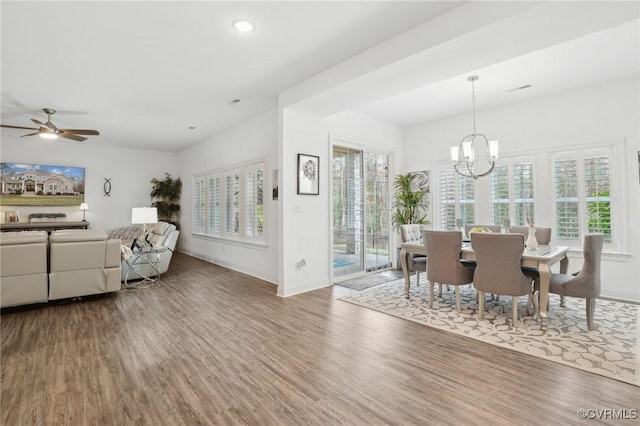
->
<box><xmin>48</xmin><ymin>229</ymin><xmax>122</xmax><ymax>300</ymax></box>
<box><xmin>0</xmin><ymin>231</ymin><xmax>49</xmax><ymax>308</ymax></box>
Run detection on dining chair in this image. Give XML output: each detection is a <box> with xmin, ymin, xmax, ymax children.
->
<box><xmin>422</xmin><ymin>230</ymin><xmax>473</xmax><ymax>313</ymax></box>
<box><xmin>400</xmin><ymin>224</ymin><xmax>426</xmax><ymax>286</ymax></box>
<box><xmin>471</xmin><ymin>232</ymin><xmax>533</xmax><ymax>328</ymax></box>
<box><xmin>464</xmin><ymin>224</ymin><xmax>501</xmax><ymax>238</ymax></box>
<box><xmin>533</xmin><ymin>234</ymin><xmax>604</xmax><ymax>331</ymax></box>
<box><xmin>509</xmin><ymin>226</ymin><xmax>552</xmax><ymax>245</ymax></box>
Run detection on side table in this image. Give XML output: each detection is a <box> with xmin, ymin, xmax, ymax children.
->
<box><xmin>124</xmin><ymin>246</ymin><xmax>169</xmax><ymax>287</ymax></box>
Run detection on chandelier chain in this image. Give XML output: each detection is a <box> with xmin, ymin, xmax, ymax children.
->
<box><xmin>471</xmin><ymin>78</ymin><xmax>476</xmax><ymax>136</ymax></box>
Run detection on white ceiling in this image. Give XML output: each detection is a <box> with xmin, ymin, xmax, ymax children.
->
<box><xmin>0</xmin><ymin>1</ymin><xmax>462</xmax><ymax>152</ymax></box>
<box><xmin>2</xmin><ymin>2</ymin><xmax>638</xmax><ymax>152</ymax></box>
<box><xmin>354</xmin><ymin>19</ymin><xmax>640</xmax><ymax>126</ymax></box>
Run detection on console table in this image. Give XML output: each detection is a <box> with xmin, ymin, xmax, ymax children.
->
<box><xmin>0</xmin><ymin>221</ymin><xmax>90</xmax><ymax>234</ymax></box>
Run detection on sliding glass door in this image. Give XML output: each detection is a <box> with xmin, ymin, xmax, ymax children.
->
<box><xmin>332</xmin><ymin>145</ymin><xmax>391</xmax><ymax>279</ymax></box>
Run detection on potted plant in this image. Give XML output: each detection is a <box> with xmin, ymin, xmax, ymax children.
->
<box><xmin>392</xmin><ymin>172</ymin><xmax>430</xmax><ymax>268</ymax></box>
<box><xmin>150</xmin><ymin>173</ymin><xmax>182</xmax><ymax>229</ymax></box>
<box><xmin>391</xmin><ymin>173</ymin><xmax>429</xmax><ymax>230</ymax></box>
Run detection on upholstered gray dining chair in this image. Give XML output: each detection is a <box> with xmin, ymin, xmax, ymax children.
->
<box><xmin>400</xmin><ymin>224</ymin><xmax>426</xmax><ymax>286</ymax></box>
<box><xmin>471</xmin><ymin>232</ymin><xmax>533</xmax><ymax>328</ymax></box>
<box><xmin>464</xmin><ymin>224</ymin><xmax>501</xmax><ymax>238</ymax></box>
<box><xmin>509</xmin><ymin>226</ymin><xmax>552</xmax><ymax>245</ymax></box>
<box><xmin>533</xmin><ymin>234</ymin><xmax>604</xmax><ymax>331</ymax></box>
<box><xmin>422</xmin><ymin>230</ymin><xmax>473</xmax><ymax>313</ymax></box>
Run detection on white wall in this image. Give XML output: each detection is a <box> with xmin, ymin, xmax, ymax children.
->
<box><xmin>177</xmin><ymin>109</ymin><xmax>279</xmax><ymax>284</ymax></box>
<box><xmin>0</xmin><ymin>137</ymin><xmax>178</xmax><ymax>232</ymax></box>
<box><xmin>278</xmin><ymin>108</ymin><xmax>404</xmax><ymax>296</ymax></box>
<box><xmin>404</xmin><ymin>76</ymin><xmax>640</xmax><ymax>302</ymax></box>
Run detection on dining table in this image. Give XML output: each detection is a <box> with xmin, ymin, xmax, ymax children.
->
<box><xmin>399</xmin><ymin>240</ymin><xmax>569</xmax><ymax>323</ymax></box>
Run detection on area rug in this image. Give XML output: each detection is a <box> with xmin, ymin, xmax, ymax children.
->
<box><xmin>336</xmin><ymin>269</ymin><xmax>405</xmax><ymax>291</ymax></box>
<box><xmin>339</xmin><ymin>278</ymin><xmax>639</xmax><ymax>386</ymax></box>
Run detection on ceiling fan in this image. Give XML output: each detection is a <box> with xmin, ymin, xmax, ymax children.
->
<box><xmin>0</xmin><ymin>108</ymin><xmax>100</xmax><ymax>142</ymax></box>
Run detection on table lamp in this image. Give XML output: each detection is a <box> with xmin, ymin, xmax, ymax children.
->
<box><xmin>131</xmin><ymin>207</ymin><xmax>158</xmax><ymax>244</ymax></box>
<box><xmin>80</xmin><ymin>203</ymin><xmax>89</xmax><ymax>222</ymax></box>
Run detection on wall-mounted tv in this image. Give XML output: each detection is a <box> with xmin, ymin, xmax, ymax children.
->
<box><xmin>0</xmin><ymin>162</ymin><xmax>85</xmax><ymax>206</ymax></box>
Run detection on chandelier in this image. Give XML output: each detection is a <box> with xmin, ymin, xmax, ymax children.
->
<box><xmin>450</xmin><ymin>76</ymin><xmax>499</xmax><ymax>180</ymax></box>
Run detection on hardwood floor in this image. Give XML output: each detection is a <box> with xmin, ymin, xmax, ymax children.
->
<box><xmin>2</xmin><ymin>252</ymin><xmax>638</xmax><ymax>425</ymax></box>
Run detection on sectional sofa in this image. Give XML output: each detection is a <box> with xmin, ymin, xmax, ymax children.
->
<box><xmin>0</xmin><ymin>229</ymin><xmax>121</xmax><ymax>308</ymax></box>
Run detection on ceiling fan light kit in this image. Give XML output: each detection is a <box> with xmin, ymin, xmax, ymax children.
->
<box><xmin>0</xmin><ymin>108</ymin><xmax>100</xmax><ymax>142</ymax></box>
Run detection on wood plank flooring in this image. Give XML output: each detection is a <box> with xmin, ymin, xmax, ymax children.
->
<box><xmin>2</xmin><ymin>252</ymin><xmax>638</xmax><ymax>425</ymax></box>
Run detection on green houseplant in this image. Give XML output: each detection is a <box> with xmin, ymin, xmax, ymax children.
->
<box><xmin>150</xmin><ymin>173</ymin><xmax>182</xmax><ymax>229</ymax></box>
<box><xmin>392</xmin><ymin>172</ymin><xmax>430</xmax><ymax>269</ymax></box>
<box><xmin>391</xmin><ymin>173</ymin><xmax>429</xmax><ymax>230</ymax></box>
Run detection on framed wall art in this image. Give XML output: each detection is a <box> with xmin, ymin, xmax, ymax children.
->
<box><xmin>0</xmin><ymin>162</ymin><xmax>85</xmax><ymax>206</ymax></box>
<box><xmin>297</xmin><ymin>154</ymin><xmax>319</xmax><ymax>195</ymax></box>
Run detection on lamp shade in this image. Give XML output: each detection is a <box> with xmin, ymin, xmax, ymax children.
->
<box><xmin>80</xmin><ymin>203</ymin><xmax>89</xmax><ymax>211</ymax></box>
<box><xmin>131</xmin><ymin>207</ymin><xmax>158</xmax><ymax>224</ymax></box>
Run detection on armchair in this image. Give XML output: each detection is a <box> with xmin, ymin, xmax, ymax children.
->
<box><xmin>109</xmin><ymin>221</ymin><xmax>179</xmax><ymax>282</ymax></box>
<box><xmin>399</xmin><ymin>224</ymin><xmax>426</xmax><ymax>286</ymax></box>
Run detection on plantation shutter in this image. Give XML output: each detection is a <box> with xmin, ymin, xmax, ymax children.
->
<box><xmin>554</xmin><ymin>159</ymin><xmax>580</xmax><ymax>241</ymax></box>
<box><xmin>491</xmin><ymin>164</ymin><xmax>509</xmax><ymax>227</ymax></box>
<box><xmin>193</xmin><ymin>176</ymin><xmax>206</xmax><ymax>234</ymax></box>
<box><xmin>225</xmin><ymin>170</ymin><xmax>240</xmax><ymax>235</ymax></box>
<box><xmin>207</xmin><ymin>174</ymin><xmax>221</xmax><ymax>235</ymax></box>
<box><xmin>514</xmin><ymin>162</ymin><xmax>534</xmax><ymax>226</ymax></box>
<box><xmin>584</xmin><ymin>155</ymin><xmax>611</xmax><ymax>241</ymax></box>
<box><xmin>439</xmin><ymin>169</ymin><xmax>456</xmax><ymax>230</ymax></box>
<box><xmin>458</xmin><ymin>175</ymin><xmax>475</xmax><ymax>225</ymax></box>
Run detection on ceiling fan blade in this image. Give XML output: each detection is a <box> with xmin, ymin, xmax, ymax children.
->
<box><xmin>59</xmin><ymin>129</ymin><xmax>100</xmax><ymax>136</ymax></box>
<box><xmin>21</xmin><ymin>132</ymin><xmax>41</xmax><ymax>137</ymax></box>
<box><xmin>59</xmin><ymin>133</ymin><xmax>87</xmax><ymax>142</ymax></box>
<box><xmin>31</xmin><ymin>118</ymin><xmax>47</xmax><ymax>127</ymax></box>
<box><xmin>1</xmin><ymin>124</ymin><xmax>39</xmax><ymax>131</ymax></box>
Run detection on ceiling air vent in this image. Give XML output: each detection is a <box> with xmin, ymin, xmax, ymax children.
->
<box><xmin>507</xmin><ymin>84</ymin><xmax>532</xmax><ymax>93</ymax></box>
<box><xmin>229</xmin><ymin>98</ymin><xmax>242</xmax><ymax>106</ymax></box>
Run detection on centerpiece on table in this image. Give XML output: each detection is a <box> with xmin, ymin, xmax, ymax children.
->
<box><xmin>29</xmin><ymin>213</ymin><xmax>67</xmax><ymax>223</ymax></box>
<box><xmin>469</xmin><ymin>226</ymin><xmax>493</xmax><ymax>234</ymax></box>
<box><xmin>525</xmin><ymin>217</ymin><xmax>539</xmax><ymax>249</ymax></box>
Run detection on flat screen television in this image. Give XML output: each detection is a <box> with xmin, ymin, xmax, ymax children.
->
<box><xmin>0</xmin><ymin>162</ymin><xmax>85</xmax><ymax>206</ymax></box>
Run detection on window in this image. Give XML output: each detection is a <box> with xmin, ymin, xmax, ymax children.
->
<box><xmin>438</xmin><ymin>167</ymin><xmax>474</xmax><ymax>230</ymax></box>
<box><xmin>553</xmin><ymin>149</ymin><xmax>613</xmax><ymax>245</ymax></box>
<box><xmin>193</xmin><ymin>176</ymin><xmax>206</xmax><ymax>234</ymax></box>
<box><xmin>193</xmin><ymin>159</ymin><xmax>266</xmax><ymax>244</ymax></box>
<box><xmin>514</xmin><ymin>162</ymin><xmax>534</xmax><ymax>226</ymax></box>
<box><xmin>489</xmin><ymin>159</ymin><xmax>535</xmax><ymax>227</ymax></box>
<box><xmin>225</xmin><ymin>170</ymin><xmax>240</xmax><ymax>236</ymax></box>
<box><xmin>245</xmin><ymin>165</ymin><xmax>264</xmax><ymax>239</ymax></box>
<box><xmin>491</xmin><ymin>164</ymin><xmax>509</xmax><ymax>226</ymax></box>
<box><xmin>207</xmin><ymin>174</ymin><xmax>222</xmax><ymax>235</ymax></box>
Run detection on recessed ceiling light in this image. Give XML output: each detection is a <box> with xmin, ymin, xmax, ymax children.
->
<box><xmin>233</xmin><ymin>20</ymin><xmax>255</xmax><ymax>33</ymax></box>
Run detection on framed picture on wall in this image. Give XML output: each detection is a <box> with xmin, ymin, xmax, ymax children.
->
<box><xmin>0</xmin><ymin>162</ymin><xmax>85</xmax><ymax>206</ymax></box>
<box><xmin>297</xmin><ymin>154</ymin><xmax>319</xmax><ymax>195</ymax></box>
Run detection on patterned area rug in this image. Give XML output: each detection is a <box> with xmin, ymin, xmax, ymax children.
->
<box><xmin>336</xmin><ymin>269</ymin><xmax>405</xmax><ymax>291</ymax></box>
<box><xmin>339</xmin><ymin>278</ymin><xmax>639</xmax><ymax>386</ymax></box>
